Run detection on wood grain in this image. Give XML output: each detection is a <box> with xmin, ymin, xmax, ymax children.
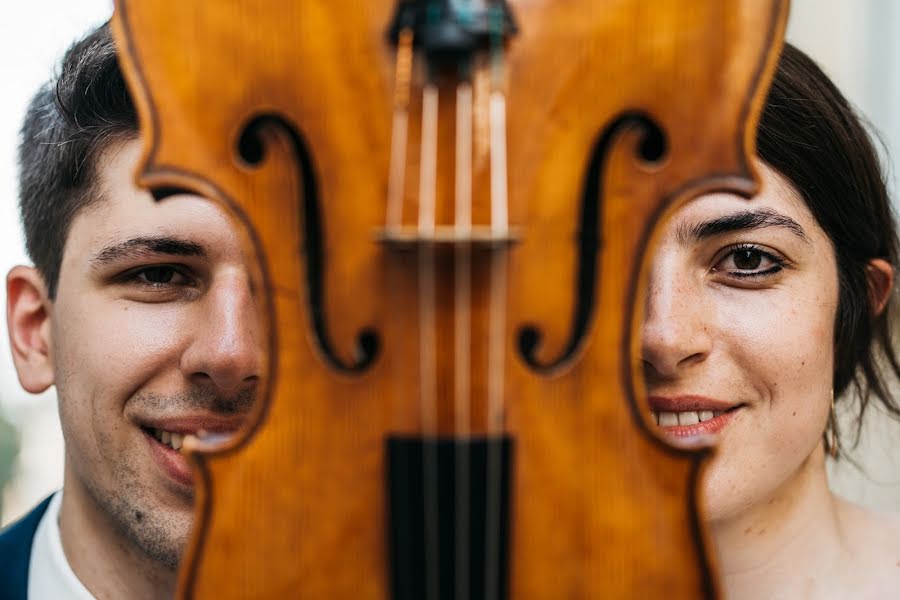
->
<box><xmin>111</xmin><ymin>1</ymin><xmax>789</xmax><ymax>597</ymax></box>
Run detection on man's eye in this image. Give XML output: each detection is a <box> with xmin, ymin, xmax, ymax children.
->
<box><xmin>713</xmin><ymin>244</ymin><xmax>786</xmax><ymax>278</ymax></box>
<box><xmin>140</xmin><ymin>266</ymin><xmax>176</xmax><ymax>284</ymax></box>
<box><xmin>129</xmin><ymin>266</ymin><xmax>191</xmax><ymax>287</ymax></box>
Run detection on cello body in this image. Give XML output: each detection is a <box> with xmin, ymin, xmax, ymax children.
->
<box><xmin>111</xmin><ymin>1</ymin><xmax>788</xmax><ymax>597</ymax></box>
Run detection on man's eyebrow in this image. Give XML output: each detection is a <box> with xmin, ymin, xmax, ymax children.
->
<box><xmin>91</xmin><ymin>236</ymin><xmax>206</xmax><ymax>266</ymax></box>
<box><xmin>677</xmin><ymin>208</ymin><xmax>810</xmax><ymax>244</ymax></box>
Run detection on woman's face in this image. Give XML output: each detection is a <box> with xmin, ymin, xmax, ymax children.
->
<box><xmin>641</xmin><ymin>163</ymin><xmax>838</xmax><ymax>523</ymax></box>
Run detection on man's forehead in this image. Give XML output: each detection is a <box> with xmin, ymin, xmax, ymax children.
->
<box><xmin>71</xmin><ymin>138</ymin><xmax>242</xmax><ymax>261</ymax></box>
<box><xmin>64</xmin><ymin>192</ymin><xmax>247</xmax><ymax>271</ymax></box>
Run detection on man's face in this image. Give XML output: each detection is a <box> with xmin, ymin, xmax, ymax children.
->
<box><xmin>49</xmin><ymin>137</ymin><xmax>260</xmax><ymax>567</ymax></box>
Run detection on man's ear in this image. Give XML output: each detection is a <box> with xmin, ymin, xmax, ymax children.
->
<box><xmin>866</xmin><ymin>258</ymin><xmax>894</xmax><ymax>317</ymax></box>
<box><xmin>7</xmin><ymin>266</ymin><xmax>54</xmax><ymax>393</ymax></box>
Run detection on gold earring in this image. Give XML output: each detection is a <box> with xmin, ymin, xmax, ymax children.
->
<box><xmin>829</xmin><ymin>389</ymin><xmax>839</xmax><ymax>458</ymax></box>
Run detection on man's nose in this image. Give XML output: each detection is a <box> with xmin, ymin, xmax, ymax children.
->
<box><xmin>640</xmin><ymin>258</ymin><xmax>712</xmax><ymax>380</ymax></box>
<box><xmin>180</xmin><ymin>271</ymin><xmax>262</xmax><ymax>397</ymax></box>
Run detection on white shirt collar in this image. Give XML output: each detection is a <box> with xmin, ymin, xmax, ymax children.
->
<box><xmin>28</xmin><ymin>491</ymin><xmax>96</xmax><ymax>599</ymax></box>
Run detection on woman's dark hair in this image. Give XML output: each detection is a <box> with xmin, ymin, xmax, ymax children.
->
<box><xmin>757</xmin><ymin>43</ymin><xmax>900</xmax><ymax>457</ymax></box>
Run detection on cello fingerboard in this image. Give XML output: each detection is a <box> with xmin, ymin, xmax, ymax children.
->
<box><xmin>387</xmin><ymin>436</ymin><xmax>514</xmax><ymax>600</ymax></box>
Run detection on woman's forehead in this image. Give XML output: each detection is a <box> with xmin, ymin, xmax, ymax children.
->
<box><xmin>665</xmin><ymin>165</ymin><xmax>820</xmax><ymax>241</ymax></box>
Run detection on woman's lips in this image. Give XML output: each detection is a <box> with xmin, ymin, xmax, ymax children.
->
<box><xmin>646</xmin><ymin>395</ymin><xmax>743</xmax><ymax>438</ymax></box>
<box><xmin>651</xmin><ymin>407</ymin><xmax>741</xmax><ymax>437</ymax></box>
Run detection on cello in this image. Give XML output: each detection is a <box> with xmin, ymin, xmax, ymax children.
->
<box><xmin>111</xmin><ymin>1</ymin><xmax>789</xmax><ymax>597</ymax></box>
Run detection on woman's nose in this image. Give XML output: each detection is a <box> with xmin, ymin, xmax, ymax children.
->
<box><xmin>180</xmin><ymin>271</ymin><xmax>262</xmax><ymax>397</ymax></box>
<box><xmin>640</xmin><ymin>258</ymin><xmax>712</xmax><ymax>380</ymax></box>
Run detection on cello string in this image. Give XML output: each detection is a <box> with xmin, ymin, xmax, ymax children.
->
<box><xmin>484</xmin><ymin>183</ymin><xmax>508</xmax><ymax>600</ymax></box>
<box><xmin>419</xmin><ymin>84</ymin><xmax>440</xmax><ymax>238</ymax></box>
<box><xmin>418</xmin><ymin>81</ymin><xmax>441</xmax><ymax>600</ymax></box>
<box><xmin>487</xmin><ymin>91</ymin><xmax>508</xmax><ymax>236</ymax></box>
<box><xmin>454</xmin><ymin>79</ymin><xmax>474</xmax><ymax>600</ymax></box>
<box><xmin>473</xmin><ymin>58</ymin><xmax>491</xmax><ymax>171</ymax></box>
<box><xmin>386</xmin><ymin>28</ymin><xmax>414</xmax><ymax>232</ymax></box>
<box><xmin>485</xmin><ymin>13</ymin><xmax>509</xmax><ymax>597</ymax></box>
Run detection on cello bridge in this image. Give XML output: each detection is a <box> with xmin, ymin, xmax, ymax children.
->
<box><xmin>377</xmin><ymin>225</ymin><xmax>519</xmax><ymax>251</ymax></box>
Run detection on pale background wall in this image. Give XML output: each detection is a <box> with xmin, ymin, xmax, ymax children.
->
<box><xmin>0</xmin><ymin>0</ymin><xmax>113</xmax><ymax>526</ymax></box>
<box><xmin>2</xmin><ymin>1</ymin><xmax>900</xmax><ymax>525</ymax></box>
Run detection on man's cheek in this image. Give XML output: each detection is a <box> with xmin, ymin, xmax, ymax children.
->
<box><xmin>92</xmin><ymin>309</ymin><xmax>185</xmax><ymax>386</ymax></box>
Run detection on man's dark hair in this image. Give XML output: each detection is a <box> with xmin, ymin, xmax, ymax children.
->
<box><xmin>756</xmin><ymin>43</ymin><xmax>900</xmax><ymax>457</ymax></box>
<box><xmin>18</xmin><ymin>22</ymin><xmax>136</xmax><ymax>299</ymax></box>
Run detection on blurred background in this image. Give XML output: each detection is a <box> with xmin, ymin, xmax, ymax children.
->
<box><xmin>2</xmin><ymin>0</ymin><xmax>900</xmax><ymax>525</ymax></box>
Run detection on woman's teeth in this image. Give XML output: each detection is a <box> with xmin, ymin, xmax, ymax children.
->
<box><xmin>150</xmin><ymin>428</ymin><xmax>184</xmax><ymax>450</ymax></box>
<box><xmin>651</xmin><ymin>410</ymin><xmax>724</xmax><ymax>426</ymax></box>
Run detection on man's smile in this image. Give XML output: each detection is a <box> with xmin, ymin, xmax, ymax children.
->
<box><xmin>138</xmin><ymin>414</ymin><xmax>246</xmax><ymax>489</ymax></box>
<box><xmin>143</xmin><ymin>429</ymin><xmax>195</xmax><ymax>488</ymax></box>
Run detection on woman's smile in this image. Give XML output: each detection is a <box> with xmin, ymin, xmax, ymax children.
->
<box><xmin>647</xmin><ymin>394</ymin><xmax>746</xmax><ymax>438</ymax></box>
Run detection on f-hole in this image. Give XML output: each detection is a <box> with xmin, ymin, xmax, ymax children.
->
<box><xmin>237</xmin><ymin>114</ymin><xmax>379</xmax><ymax>373</ymax></box>
<box><xmin>517</xmin><ymin>113</ymin><xmax>667</xmax><ymax>373</ymax></box>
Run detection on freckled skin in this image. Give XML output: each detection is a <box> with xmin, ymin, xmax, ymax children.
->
<box><xmin>9</xmin><ymin>138</ymin><xmax>262</xmax><ymax>599</ymax></box>
<box><xmin>643</xmin><ymin>164</ymin><xmax>837</xmax><ymax>522</ymax></box>
<box><xmin>642</xmin><ymin>163</ymin><xmax>900</xmax><ymax>598</ymax></box>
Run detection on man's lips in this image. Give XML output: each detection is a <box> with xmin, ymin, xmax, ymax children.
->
<box><xmin>138</xmin><ymin>414</ymin><xmax>245</xmax><ymax>489</ymax></box>
<box><xmin>137</xmin><ymin>414</ymin><xmax>246</xmax><ymax>436</ymax></box>
<box><xmin>143</xmin><ymin>430</ymin><xmax>194</xmax><ymax>488</ymax></box>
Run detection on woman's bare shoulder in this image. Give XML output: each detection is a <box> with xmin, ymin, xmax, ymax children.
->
<box><xmin>853</xmin><ymin>503</ymin><xmax>900</xmax><ymax>544</ymax></box>
<box><xmin>835</xmin><ymin>498</ymin><xmax>900</xmax><ymax>594</ymax></box>
<box><xmin>840</xmin><ymin>499</ymin><xmax>900</xmax><ymax>548</ymax></box>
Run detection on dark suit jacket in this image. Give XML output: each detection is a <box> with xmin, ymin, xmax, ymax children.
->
<box><xmin>0</xmin><ymin>496</ymin><xmax>53</xmax><ymax>600</ymax></box>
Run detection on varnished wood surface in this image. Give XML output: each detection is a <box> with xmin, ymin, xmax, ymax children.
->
<box><xmin>112</xmin><ymin>1</ymin><xmax>789</xmax><ymax>597</ymax></box>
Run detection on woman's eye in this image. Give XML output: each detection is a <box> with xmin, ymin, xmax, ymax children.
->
<box><xmin>713</xmin><ymin>245</ymin><xmax>786</xmax><ymax>279</ymax></box>
<box><xmin>732</xmin><ymin>248</ymin><xmax>764</xmax><ymax>270</ymax></box>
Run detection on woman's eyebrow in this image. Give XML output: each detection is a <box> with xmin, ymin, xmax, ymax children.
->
<box><xmin>91</xmin><ymin>236</ymin><xmax>206</xmax><ymax>267</ymax></box>
<box><xmin>678</xmin><ymin>208</ymin><xmax>810</xmax><ymax>244</ymax></box>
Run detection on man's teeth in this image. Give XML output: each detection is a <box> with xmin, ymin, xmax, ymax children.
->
<box><xmin>151</xmin><ymin>428</ymin><xmax>184</xmax><ymax>450</ymax></box>
<box><xmin>650</xmin><ymin>410</ymin><xmax>724</xmax><ymax>426</ymax></box>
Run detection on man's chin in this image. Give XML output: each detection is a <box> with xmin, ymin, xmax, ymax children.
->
<box><xmin>120</xmin><ymin>499</ymin><xmax>192</xmax><ymax>571</ymax></box>
<box><xmin>84</xmin><ymin>468</ymin><xmax>194</xmax><ymax>571</ymax></box>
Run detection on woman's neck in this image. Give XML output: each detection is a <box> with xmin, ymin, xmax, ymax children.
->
<box><xmin>709</xmin><ymin>444</ymin><xmax>851</xmax><ymax>599</ymax></box>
